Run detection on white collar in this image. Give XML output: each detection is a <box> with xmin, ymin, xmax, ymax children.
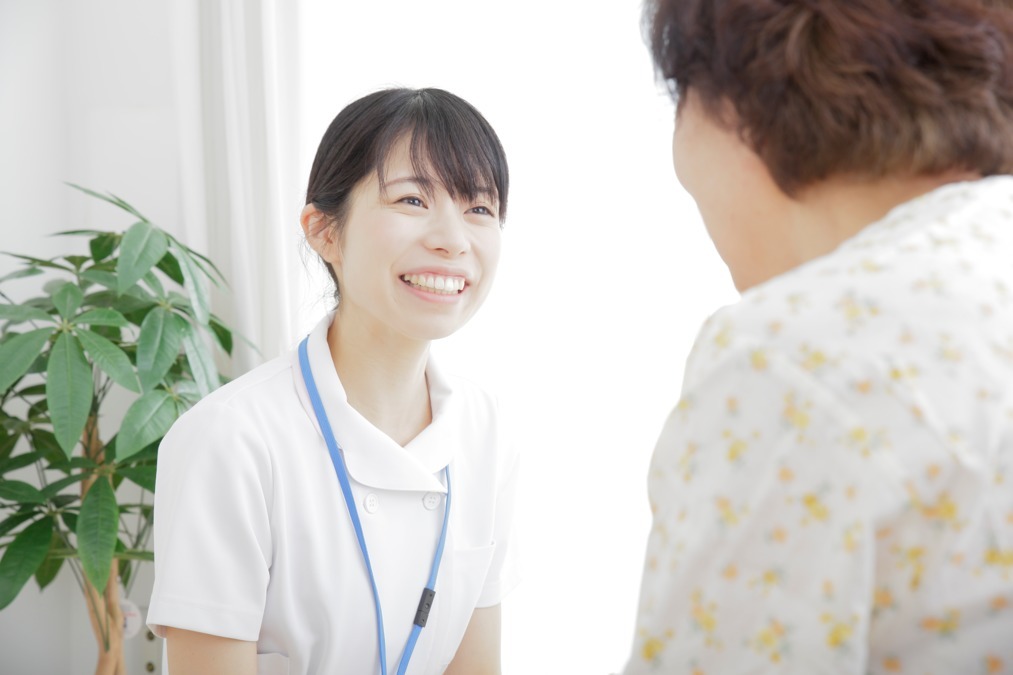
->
<box><xmin>292</xmin><ymin>315</ymin><xmax>458</xmax><ymax>493</ymax></box>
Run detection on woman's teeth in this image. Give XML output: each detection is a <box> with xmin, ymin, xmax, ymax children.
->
<box><xmin>401</xmin><ymin>274</ymin><xmax>466</xmax><ymax>294</ymax></box>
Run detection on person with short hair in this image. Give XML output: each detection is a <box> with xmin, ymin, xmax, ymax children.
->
<box><xmin>147</xmin><ymin>88</ymin><xmax>517</xmax><ymax>675</ymax></box>
<box><xmin>623</xmin><ymin>1</ymin><xmax>1013</xmax><ymax>671</ymax></box>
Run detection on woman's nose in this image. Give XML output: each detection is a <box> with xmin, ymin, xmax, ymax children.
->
<box><xmin>424</xmin><ymin>209</ymin><xmax>470</xmax><ymax>256</ymax></box>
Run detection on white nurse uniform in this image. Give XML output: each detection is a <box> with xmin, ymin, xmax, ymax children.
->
<box><xmin>147</xmin><ymin>315</ymin><xmax>519</xmax><ymax>674</ymax></box>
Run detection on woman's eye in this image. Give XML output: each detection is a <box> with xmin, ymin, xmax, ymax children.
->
<box><xmin>400</xmin><ymin>196</ymin><xmax>425</xmax><ymax>207</ymax></box>
<box><xmin>469</xmin><ymin>205</ymin><xmax>496</xmax><ymax>217</ymax></box>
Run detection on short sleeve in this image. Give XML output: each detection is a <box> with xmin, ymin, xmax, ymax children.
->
<box><xmin>475</xmin><ymin>442</ymin><xmax>520</xmax><ymax>608</ymax></box>
<box><xmin>146</xmin><ymin>401</ymin><xmax>274</xmax><ymax>641</ymax></box>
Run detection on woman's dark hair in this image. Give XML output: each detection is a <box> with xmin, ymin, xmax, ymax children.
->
<box><xmin>305</xmin><ymin>87</ymin><xmax>509</xmax><ymax>297</ymax></box>
<box><xmin>645</xmin><ymin>0</ymin><xmax>1013</xmax><ymax>195</ymax></box>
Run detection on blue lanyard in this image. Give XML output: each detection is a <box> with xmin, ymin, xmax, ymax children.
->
<box><xmin>298</xmin><ymin>337</ymin><xmax>451</xmax><ymax>675</ymax></box>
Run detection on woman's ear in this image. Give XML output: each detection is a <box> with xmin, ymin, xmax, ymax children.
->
<box><xmin>301</xmin><ymin>204</ymin><xmax>341</xmax><ymax>263</ymax></box>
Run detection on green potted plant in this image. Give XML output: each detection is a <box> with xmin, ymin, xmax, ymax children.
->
<box><xmin>0</xmin><ymin>186</ymin><xmax>237</xmax><ymax>674</ymax></box>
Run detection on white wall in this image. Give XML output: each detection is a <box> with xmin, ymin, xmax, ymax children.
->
<box><xmin>0</xmin><ymin>1</ymin><xmax>181</xmax><ymax>672</ymax></box>
<box><xmin>298</xmin><ymin>1</ymin><xmax>738</xmax><ymax>672</ymax></box>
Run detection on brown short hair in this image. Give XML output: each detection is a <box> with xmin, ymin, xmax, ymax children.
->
<box><xmin>646</xmin><ymin>0</ymin><xmax>1013</xmax><ymax>194</ymax></box>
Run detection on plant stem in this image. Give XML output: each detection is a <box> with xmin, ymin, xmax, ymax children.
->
<box><xmin>81</xmin><ymin>414</ymin><xmax>126</xmax><ymax>675</ymax></box>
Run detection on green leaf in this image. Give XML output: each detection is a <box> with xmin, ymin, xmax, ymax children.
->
<box><xmin>0</xmin><ymin>329</ymin><xmax>53</xmax><ymax>393</ymax></box>
<box><xmin>0</xmin><ymin>268</ymin><xmax>44</xmax><ymax>285</ymax></box>
<box><xmin>3</xmin><ymin>254</ymin><xmax>73</xmax><ymax>273</ymax></box>
<box><xmin>77</xmin><ymin>479</ymin><xmax>118</xmax><ymax>594</ymax></box>
<box><xmin>83</xmin><ymin>290</ymin><xmax>154</xmax><ymax>316</ymax></box>
<box><xmin>41</xmin><ymin>473</ymin><xmax>88</xmax><ymax>498</ymax></box>
<box><xmin>0</xmin><ymin>305</ymin><xmax>52</xmax><ymax>325</ymax></box>
<box><xmin>209</xmin><ymin>317</ymin><xmax>234</xmax><ymax>355</ymax></box>
<box><xmin>72</xmin><ymin>309</ymin><xmax>128</xmax><ymax>328</ymax></box>
<box><xmin>0</xmin><ymin>450</ymin><xmax>45</xmax><ymax>475</ymax></box>
<box><xmin>0</xmin><ymin>480</ymin><xmax>46</xmax><ymax>504</ymax></box>
<box><xmin>76</xmin><ymin>329</ymin><xmax>139</xmax><ymax>393</ymax></box>
<box><xmin>34</xmin><ymin>534</ymin><xmax>64</xmax><ymax>591</ymax></box>
<box><xmin>116</xmin><ymin>466</ymin><xmax>156</xmax><ymax>493</ymax></box>
<box><xmin>116</xmin><ymin>391</ymin><xmax>176</xmax><ymax>461</ymax></box>
<box><xmin>45</xmin><ymin>332</ymin><xmax>94</xmax><ymax>457</ymax></box>
<box><xmin>182</xmin><ymin>323</ymin><xmax>218</xmax><ymax>398</ymax></box>
<box><xmin>144</xmin><ymin>271</ymin><xmax>166</xmax><ymax>300</ymax></box>
<box><xmin>29</xmin><ymin>429</ymin><xmax>64</xmax><ymax>466</ymax></box>
<box><xmin>89</xmin><ymin>233</ymin><xmax>119</xmax><ymax>263</ymax></box>
<box><xmin>63</xmin><ymin>255</ymin><xmax>89</xmax><ymax>270</ymax></box>
<box><xmin>50</xmin><ymin>282</ymin><xmax>84</xmax><ymax>320</ymax></box>
<box><xmin>171</xmin><ymin>243</ymin><xmax>210</xmax><ymax>325</ymax></box>
<box><xmin>116</xmin><ymin>221</ymin><xmax>168</xmax><ymax>295</ymax></box>
<box><xmin>65</xmin><ymin>184</ymin><xmax>147</xmax><ymax>221</ymax></box>
<box><xmin>156</xmin><ymin>251</ymin><xmax>185</xmax><ymax>285</ymax></box>
<box><xmin>60</xmin><ymin>511</ymin><xmax>77</xmax><ymax>532</ymax></box>
<box><xmin>0</xmin><ymin>517</ymin><xmax>53</xmax><ymax>610</ymax></box>
<box><xmin>0</xmin><ymin>511</ymin><xmax>36</xmax><ymax>539</ymax></box>
<box><xmin>136</xmin><ymin>308</ymin><xmax>184</xmax><ymax>391</ymax></box>
<box><xmin>79</xmin><ymin>269</ymin><xmax>118</xmax><ymax>292</ymax></box>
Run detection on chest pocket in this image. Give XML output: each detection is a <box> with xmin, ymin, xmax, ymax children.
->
<box><xmin>437</xmin><ymin>542</ymin><xmax>497</xmax><ymax>669</ymax></box>
<box><xmin>257</xmin><ymin>652</ymin><xmax>290</xmax><ymax>675</ymax></box>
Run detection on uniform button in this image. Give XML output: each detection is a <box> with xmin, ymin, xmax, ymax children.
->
<box><xmin>363</xmin><ymin>493</ymin><xmax>379</xmax><ymax>514</ymax></box>
<box><xmin>422</xmin><ymin>492</ymin><xmax>442</xmax><ymax>510</ymax></box>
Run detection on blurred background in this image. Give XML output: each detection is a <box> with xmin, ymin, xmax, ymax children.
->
<box><xmin>0</xmin><ymin>0</ymin><xmax>737</xmax><ymax>672</ymax></box>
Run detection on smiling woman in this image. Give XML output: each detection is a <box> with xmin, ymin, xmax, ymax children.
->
<box><xmin>146</xmin><ymin>88</ymin><xmax>518</xmax><ymax>675</ymax></box>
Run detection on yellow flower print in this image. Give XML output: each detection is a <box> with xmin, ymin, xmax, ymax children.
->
<box><xmin>769</xmin><ymin>526</ymin><xmax>789</xmax><ymax>544</ymax></box>
<box><xmin>713</xmin><ymin>323</ymin><xmax>733</xmax><ymax>349</ymax></box>
<box><xmin>751</xmin><ymin>618</ymin><xmax>788</xmax><ymax>663</ymax></box>
<box><xmin>750</xmin><ymin>349</ymin><xmax>769</xmax><ymax>370</ymax></box>
<box><xmin>778</xmin><ymin>466</ymin><xmax>794</xmax><ymax>483</ymax></box>
<box><xmin>821</xmin><ymin>612</ymin><xmax>856</xmax><ymax>649</ymax></box>
<box><xmin>677</xmin><ymin>443</ymin><xmax>698</xmax><ymax>483</ymax></box>
<box><xmin>991</xmin><ymin>595</ymin><xmax>1010</xmax><ymax>613</ymax></box>
<box><xmin>641</xmin><ymin>636</ymin><xmax>665</xmax><ymax>662</ymax></box>
<box><xmin>986</xmin><ymin>655</ymin><xmax>1005</xmax><ymax>674</ymax></box>
<box><xmin>842</xmin><ymin>522</ymin><xmax>864</xmax><ymax>553</ymax></box>
<box><xmin>881</xmin><ymin>655</ymin><xmax>902</xmax><ymax>672</ymax></box>
<box><xmin>722</xmin><ymin>564</ymin><xmax>738</xmax><ymax>581</ymax></box>
<box><xmin>822</xmin><ymin>579</ymin><xmax>835</xmax><ymax>599</ymax></box>
<box><xmin>854</xmin><ymin>379</ymin><xmax>874</xmax><ymax>394</ymax></box>
<box><xmin>638</xmin><ymin>627</ymin><xmax>675</xmax><ymax>663</ymax></box>
<box><xmin>715</xmin><ymin>497</ymin><xmax>747</xmax><ymax>527</ymax></box>
<box><xmin>802</xmin><ymin>493</ymin><xmax>830</xmax><ymax>523</ymax></box>
<box><xmin>836</xmin><ymin>292</ymin><xmax>880</xmax><ymax>328</ymax></box>
<box><xmin>920</xmin><ymin>609</ymin><xmax>960</xmax><ymax>636</ymax></box>
<box><xmin>845</xmin><ymin>425</ymin><xmax>890</xmax><ymax>457</ymax></box>
<box><xmin>782</xmin><ymin>393</ymin><xmax>811</xmax><ymax>431</ymax></box>
<box><xmin>896</xmin><ymin>546</ymin><xmax>926</xmax><ymax>590</ymax></box>
<box><xmin>726</xmin><ymin>396</ymin><xmax>739</xmax><ymax>414</ymax></box>
<box><xmin>874</xmin><ymin>587</ymin><xmax>896</xmax><ymax>616</ymax></box>
<box><xmin>690</xmin><ymin>590</ymin><xmax>722</xmax><ymax>648</ymax></box>
<box><xmin>749</xmin><ymin>568</ymin><xmax>784</xmax><ymax>595</ymax></box>
<box><xmin>920</xmin><ymin>493</ymin><xmax>960</xmax><ymax>525</ymax></box>
<box><xmin>800</xmin><ymin>346</ymin><xmax>828</xmax><ymax>372</ymax></box>
<box><xmin>938</xmin><ymin>334</ymin><xmax>963</xmax><ymax>362</ymax></box>
<box><xmin>984</xmin><ymin>548</ymin><xmax>1013</xmax><ymax>578</ymax></box>
<box><xmin>725</xmin><ymin>435</ymin><xmax>748</xmax><ymax>464</ymax></box>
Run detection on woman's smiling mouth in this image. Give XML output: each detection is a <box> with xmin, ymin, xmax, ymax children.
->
<box><xmin>400</xmin><ymin>273</ymin><xmax>466</xmax><ymax>295</ymax></box>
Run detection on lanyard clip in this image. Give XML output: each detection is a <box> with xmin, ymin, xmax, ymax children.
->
<box><xmin>414</xmin><ymin>588</ymin><xmax>437</xmax><ymax>627</ymax></box>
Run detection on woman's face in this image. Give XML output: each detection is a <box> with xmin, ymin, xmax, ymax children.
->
<box><xmin>672</xmin><ymin>91</ymin><xmax>789</xmax><ymax>291</ymax></box>
<box><xmin>317</xmin><ymin>137</ymin><xmax>503</xmax><ymax>343</ymax></box>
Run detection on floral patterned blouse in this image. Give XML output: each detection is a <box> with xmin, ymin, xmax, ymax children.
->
<box><xmin>623</xmin><ymin>177</ymin><xmax>1013</xmax><ymax>674</ymax></box>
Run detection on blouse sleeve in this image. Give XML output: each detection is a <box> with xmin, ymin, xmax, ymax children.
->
<box><xmin>146</xmin><ymin>401</ymin><xmax>274</xmax><ymax>641</ymax></box>
<box><xmin>625</xmin><ymin>344</ymin><xmax>910</xmax><ymax>673</ymax></box>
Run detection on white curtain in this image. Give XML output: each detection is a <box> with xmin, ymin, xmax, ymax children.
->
<box><xmin>170</xmin><ymin>0</ymin><xmax>305</xmax><ymax>374</ymax></box>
